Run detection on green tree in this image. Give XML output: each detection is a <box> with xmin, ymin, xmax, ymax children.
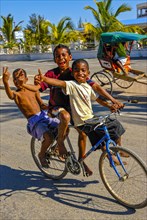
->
<box><xmin>83</xmin><ymin>0</ymin><xmax>143</xmax><ymax>41</ymax></box>
<box><xmin>24</xmin><ymin>13</ymin><xmax>50</xmax><ymax>52</ymax></box>
<box><xmin>47</xmin><ymin>16</ymin><xmax>82</xmax><ymax>45</ymax></box>
<box><xmin>0</xmin><ymin>14</ymin><xmax>23</xmax><ymax>49</ymax></box>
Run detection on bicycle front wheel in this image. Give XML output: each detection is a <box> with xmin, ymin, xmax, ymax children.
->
<box><xmin>99</xmin><ymin>146</ymin><xmax>147</xmax><ymax>209</ymax></box>
<box><xmin>90</xmin><ymin>71</ymin><xmax>113</xmax><ymax>95</ymax></box>
<box><xmin>31</xmin><ymin>137</ymin><xmax>68</xmax><ymax>180</ymax></box>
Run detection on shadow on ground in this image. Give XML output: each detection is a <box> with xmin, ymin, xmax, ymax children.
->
<box><xmin>0</xmin><ymin>164</ymin><xmax>135</xmax><ymax>215</ymax></box>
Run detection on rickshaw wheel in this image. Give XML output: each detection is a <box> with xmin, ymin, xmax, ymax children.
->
<box><xmin>90</xmin><ymin>71</ymin><xmax>113</xmax><ymax>95</ymax></box>
<box><xmin>114</xmin><ymin>78</ymin><xmax>134</xmax><ymax>89</ymax></box>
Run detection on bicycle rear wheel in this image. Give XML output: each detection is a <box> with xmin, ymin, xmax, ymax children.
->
<box><xmin>90</xmin><ymin>71</ymin><xmax>113</xmax><ymax>95</ymax></box>
<box><xmin>31</xmin><ymin>137</ymin><xmax>68</xmax><ymax>180</ymax></box>
<box><xmin>99</xmin><ymin>146</ymin><xmax>147</xmax><ymax>209</ymax></box>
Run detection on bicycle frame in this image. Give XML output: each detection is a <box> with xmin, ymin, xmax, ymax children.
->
<box><xmin>78</xmin><ymin>124</ymin><xmax>128</xmax><ymax>180</ymax></box>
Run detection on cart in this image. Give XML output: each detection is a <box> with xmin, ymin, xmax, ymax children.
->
<box><xmin>91</xmin><ymin>32</ymin><xmax>147</xmax><ymax>94</ymax></box>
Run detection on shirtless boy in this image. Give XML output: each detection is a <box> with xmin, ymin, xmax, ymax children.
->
<box><xmin>2</xmin><ymin>67</ymin><xmax>59</xmax><ymax>168</ymax></box>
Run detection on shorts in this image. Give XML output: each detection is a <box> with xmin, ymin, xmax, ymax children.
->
<box><xmin>51</xmin><ymin>107</ymin><xmax>65</xmax><ymax>116</ymax></box>
<box><xmin>50</xmin><ymin>106</ymin><xmax>74</xmax><ymax>125</ymax></box>
<box><xmin>27</xmin><ymin>111</ymin><xmax>60</xmax><ymax>140</ymax></box>
<box><xmin>77</xmin><ymin>117</ymin><xmax>125</xmax><ymax>148</ymax></box>
<box><xmin>113</xmin><ymin>57</ymin><xmax>127</xmax><ymax>65</ymax></box>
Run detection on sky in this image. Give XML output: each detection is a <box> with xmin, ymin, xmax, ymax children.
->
<box><xmin>0</xmin><ymin>0</ymin><xmax>145</xmax><ymax>29</ymax></box>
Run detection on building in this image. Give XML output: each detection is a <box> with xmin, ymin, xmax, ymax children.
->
<box><xmin>121</xmin><ymin>2</ymin><xmax>147</xmax><ymax>32</ymax></box>
<box><xmin>137</xmin><ymin>2</ymin><xmax>147</xmax><ymax>18</ymax></box>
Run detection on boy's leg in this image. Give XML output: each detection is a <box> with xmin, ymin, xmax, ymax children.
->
<box><xmin>116</xmin><ymin>60</ymin><xmax>128</xmax><ymax>76</ymax></box>
<box><xmin>76</xmin><ymin>128</ymin><xmax>93</xmax><ymax>176</ymax></box>
<box><xmin>76</xmin><ymin>128</ymin><xmax>87</xmax><ymax>160</ymax></box>
<box><xmin>115</xmin><ymin>136</ymin><xmax>129</xmax><ymax>157</ymax></box>
<box><xmin>38</xmin><ymin>131</ymin><xmax>54</xmax><ymax>167</ymax></box>
<box><xmin>57</xmin><ymin>109</ymin><xmax>70</xmax><ymax>156</ymax></box>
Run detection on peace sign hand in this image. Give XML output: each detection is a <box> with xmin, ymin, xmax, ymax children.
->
<box><xmin>2</xmin><ymin>67</ymin><xmax>10</xmax><ymax>83</ymax></box>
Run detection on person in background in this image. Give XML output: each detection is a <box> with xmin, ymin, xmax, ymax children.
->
<box><xmin>112</xmin><ymin>42</ymin><xmax>128</xmax><ymax>76</ymax></box>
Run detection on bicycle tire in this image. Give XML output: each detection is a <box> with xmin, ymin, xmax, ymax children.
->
<box><xmin>115</xmin><ymin>78</ymin><xmax>134</xmax><ymax>89</ymax></box>
<box><xmin>90</xmin><ymin>71</ymin><xmax>113</xmax><ymax>95</ymax></box>
<box><xmin>99</xmin><ymin>146</ymin><xmax>147</xmax><ymax>209</ymax></box>
<box><xmin>31</xmin><ymin>137</ymin><xmax>68</xmax><ymax>180</ymax></box>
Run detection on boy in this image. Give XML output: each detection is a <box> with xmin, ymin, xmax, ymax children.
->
<box><xmin>26</xmin><ymin>59</ymin><xmax>125</xmax><ymax>176</ymax></box>
<box><xmin>2</xmin><ymin>67</ymin><xmax>60</xmax><ymax>168</ymax></box>
<box><xmin>34</xmin><ymin>44</ymin><xmax>124</xmax><ymax>175</ymax></box>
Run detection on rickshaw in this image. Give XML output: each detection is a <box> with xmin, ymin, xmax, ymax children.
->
<box><xmin>91</xmin><ymin>32</ymin><xmax>147</xmax><ymax>94</ymax></box>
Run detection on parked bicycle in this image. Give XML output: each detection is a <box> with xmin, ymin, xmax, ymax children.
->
<box><xmin>31</xmin><ymin>108</ymin><xmax>147</xmax><ymax>209</ymax></box>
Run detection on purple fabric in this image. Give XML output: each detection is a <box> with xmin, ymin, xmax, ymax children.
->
<box><xmin>27</xmin><ymin>111</ymin><xmax>59</xmax><ymax>140</ymax></box>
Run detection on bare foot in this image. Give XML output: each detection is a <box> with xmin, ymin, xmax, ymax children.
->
<box><xmin>51</xmin><ymin>144</ymin><xmax>67</xmax><ymax>161</ymax></box>
<box><xmin>58</xmin><ymin>145</ymin><xmax>67</xmax><ymax>156</ymax></box>
<box><xmin>38</xmin><ymin>153</ymin><xmax>49</xmax><ymax>168</ymax></box>
<box><xmin>83</xmin><ymin>162</ymin><xmax>93</xmax><ymax>177</ymax></box>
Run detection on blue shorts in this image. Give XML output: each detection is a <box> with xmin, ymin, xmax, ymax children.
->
<box><xmin>27</xmin><ymin>111</ymin><xmax>60</xmax><ymax>140</ymax></box>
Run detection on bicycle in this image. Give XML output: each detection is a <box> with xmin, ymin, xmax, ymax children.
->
<box><xmin>31</xmin><ymin>111</ymin><xmax>147</xmax><ymax>209</ymax></box>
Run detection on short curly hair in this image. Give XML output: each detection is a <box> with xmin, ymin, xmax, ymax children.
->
<box><xmin>53</xmin><ymin>44</ymin><xmax>71</xmax><ymax>60</ymax></box>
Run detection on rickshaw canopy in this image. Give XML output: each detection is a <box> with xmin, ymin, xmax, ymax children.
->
<box><xmin>100</xmin><ymin>32</ymin><xmax>147</xmax><ymax>44</ymax></box>
<box><xmin>97</xmin><ymin>32</ymin><xmax>147</xmax><ymax>59</ymax></box>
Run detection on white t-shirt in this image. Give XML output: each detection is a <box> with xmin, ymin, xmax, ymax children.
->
<box><xmin>64</xmin><ymin>80</ymin><xmax>98</xmax><ymax>126</ymax></box>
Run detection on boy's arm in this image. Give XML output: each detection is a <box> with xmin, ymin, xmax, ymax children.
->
<box><xmin>96</xmin><ymin>97</ymin><xmax>115</xmax><ymax>112</ymax></box>
<box><xmin>22</xmin><ymin>83</ymin><xmax>41</xmax><ymax>92</ymax></box>
<box><xmin>23</xmin><ymin>68</ymin><xmax>66</xmax><ymax>91</ymax></box>
<box><xmin>96</xmin><ymin>97</ymin><xmax>111</xmax><ymax>108</ymax></box>
<box><xmin>2</xmin><ymin>67</ymin><xmax>15</xmax><ymax>100</ymax></box>
<box><xmin>91</xmin><ymin>82</ymin><xmax>124</xmax><ymax>109</ymax></box>
<box><xmin>35</xmin><ymin>91</ymin><xmax>48</xmax><ymax>110</ymax></box>
<box><xmin>38</xmin><ymin>69</ymin><xmax>66</xmax><ymax>89</ymax></box>
<box><xmin>22</xmin><ymin>69</ymin><xmax>42</xmax><ymax>91</ymax></box>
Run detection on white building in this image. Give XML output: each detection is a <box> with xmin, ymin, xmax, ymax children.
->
<box><xmin>137</xmin><ymin>2</ymin><xmax>147</xmax><ymax>18</ymax></box>
<box><xmin>122</xmin><ymin>2</ymin><xmax>147</xmax><ymax>32</ymax></box>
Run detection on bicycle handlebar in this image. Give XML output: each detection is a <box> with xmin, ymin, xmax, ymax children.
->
<box><xmin>85</xmin><ymin>100</ymin><xmax>133</xmax><ymax>125</ymax></box>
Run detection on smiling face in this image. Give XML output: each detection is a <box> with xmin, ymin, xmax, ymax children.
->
<box><xmin>72</xmin><ymin>60</ymin><xmax>90</xmax><ymax>83</ymax></box>
<box><xmin>13</xmin><ymin>69</ymin><xmax>28</xmax><ymax>88</ymax></box>
<box><xmin>54</xmin><ymin>47</ymin><xmax>72</xmax><ymax>72</ymax></box>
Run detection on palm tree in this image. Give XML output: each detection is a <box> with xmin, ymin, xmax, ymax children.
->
<box><xmin>24</xmin><ymin>15</ymin><xmax>82</xmax><ymax>52</ymax></box>
<box><xmin>83</xmin><ymin>0</ymin><xmax>143</xmax><ymax>41</ymax></box>
<box><xmin>47</xmin><ymin>16</ymin><xmax>82</xmax><ymax>46</ymax></box>
<box><xmin>0</xmin><ymin>14</ymin><xmax>23</xmax><ymax>49</ymax></box>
